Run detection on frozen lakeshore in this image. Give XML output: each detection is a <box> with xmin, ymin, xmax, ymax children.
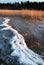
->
<box><xmin>0</xmin><ymin>17</ymin><xmax>44</xmax><ymax>65</ymax></box>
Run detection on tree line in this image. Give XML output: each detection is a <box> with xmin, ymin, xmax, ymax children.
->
<box><xmin>0</xmin><ymin>1</ymin><xmax>44</xmax><ymax>10</ymax></box>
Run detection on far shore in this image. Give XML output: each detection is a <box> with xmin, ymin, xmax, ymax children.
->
<box><xmin>0</xmin><ymin>9</ymin><xmax>44</xmax><ymax>17</ymax></box>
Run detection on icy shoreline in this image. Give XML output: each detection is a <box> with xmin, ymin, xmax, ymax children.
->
<box><xmin>0</xmin><ymin>17</ymin><xmax>44</xmax><ymax>65</ymax></box>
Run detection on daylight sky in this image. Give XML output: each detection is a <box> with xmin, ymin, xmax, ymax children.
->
<box><xmin>0</xmin><ymin>0</ymin><xmax>44</xmax><ymax>3</ymax></box>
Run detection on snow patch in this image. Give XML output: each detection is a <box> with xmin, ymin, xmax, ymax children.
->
<box><xmin>0</xmin><ymin>17</ymin><xmax>44</xmax><ymax>65</ymax></box>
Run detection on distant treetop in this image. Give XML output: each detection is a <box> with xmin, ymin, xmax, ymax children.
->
<box><xmin>0</xmin><ymin>1</ymin><xmax>44</xmax><ymax>10</ymax></box>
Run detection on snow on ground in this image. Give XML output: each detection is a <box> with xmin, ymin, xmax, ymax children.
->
<box><xmin>0</xmin><ymin>17</ymin><xmax>44</xmax><ymax>65</ymax></box>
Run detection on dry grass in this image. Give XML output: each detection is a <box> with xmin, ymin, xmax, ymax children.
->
<box><xmin>0</xmin><ymin>9</ymin><xmax>44</xmax><ymax>18</ymax></box>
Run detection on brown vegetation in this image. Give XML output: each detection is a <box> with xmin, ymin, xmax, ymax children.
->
<box><xmin>0</xmin><ymin>10</ymin><xmax>44</xmax><ymax>18</ymax></box>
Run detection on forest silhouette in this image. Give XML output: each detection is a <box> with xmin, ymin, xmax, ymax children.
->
<box><xmin>0</xmin><ymin>1</ymin><xmax>44</xmax><ymax>10</ymax></box>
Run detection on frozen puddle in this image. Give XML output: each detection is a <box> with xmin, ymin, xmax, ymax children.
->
<box><xmin>0</xmin><ymin>17</ymin><xmax>44</xmax><ymax>65</ymax></box>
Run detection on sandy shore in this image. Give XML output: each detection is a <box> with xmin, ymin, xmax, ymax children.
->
<box><xmin>0</xmin><ymin>9</ymin><xmax>44</xmax><ymax>17</ymax></box>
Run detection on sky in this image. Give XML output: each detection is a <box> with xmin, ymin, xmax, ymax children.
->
<box><xmin>0</xmin><ymin>0</ymin><xmax>44</xmax><ymax>3</ymax></box>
